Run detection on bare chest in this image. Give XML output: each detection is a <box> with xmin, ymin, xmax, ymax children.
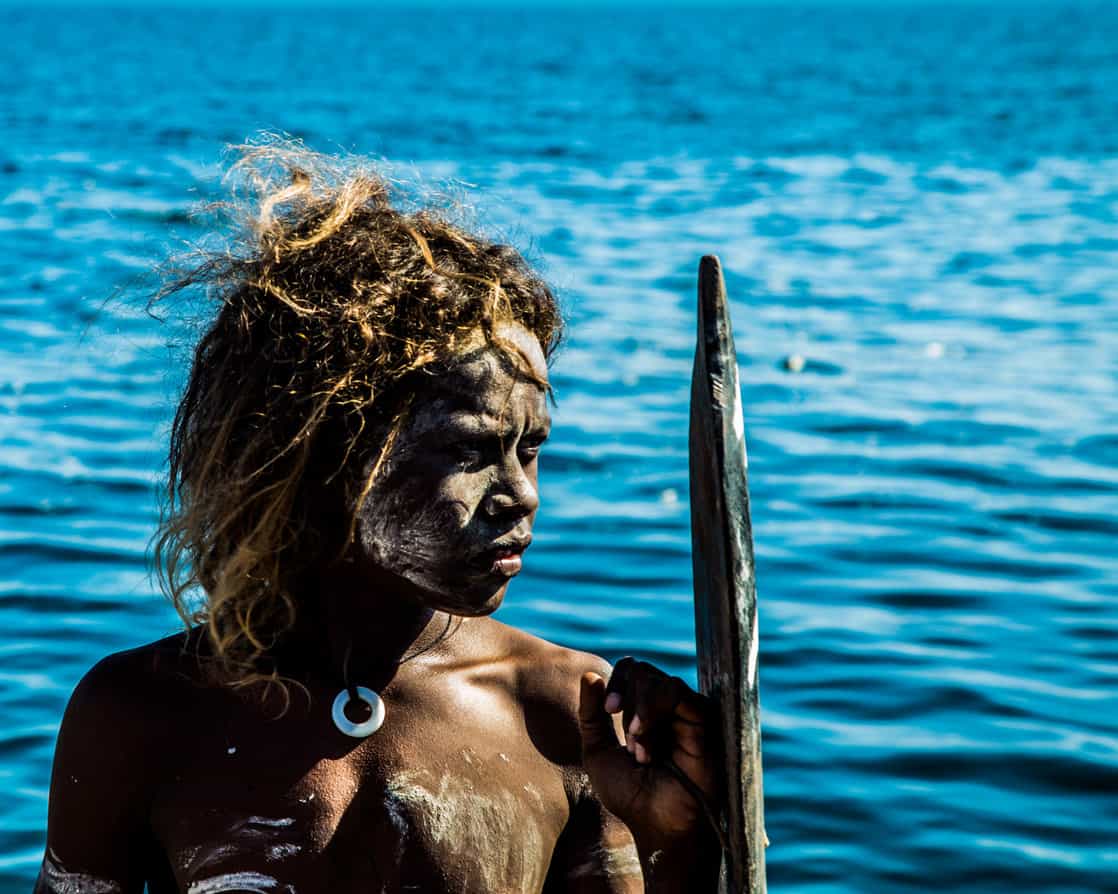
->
<box><xmin>150</xmin><ymin>685</ymin><xmax>571</xmax><ymax>894</ymax></box>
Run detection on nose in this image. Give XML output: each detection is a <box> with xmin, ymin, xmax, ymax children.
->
<box><xmin>483</xmin><ymin>461</ymin><xmax>539</xmax><ymax>519</ymax></box>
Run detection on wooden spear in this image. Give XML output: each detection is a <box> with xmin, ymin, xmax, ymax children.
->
<box><xmin>689</xmin><ymin>255</ymin><xmax>767</xmax><ymax>894</ymax></box>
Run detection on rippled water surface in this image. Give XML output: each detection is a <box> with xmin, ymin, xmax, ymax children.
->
<box><xmin>2</xmin><ymin>4</ymin><xmax>1117</xmax><ymax>892</ymax></box>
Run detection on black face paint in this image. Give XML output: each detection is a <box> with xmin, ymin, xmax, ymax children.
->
<box><xmin>354</xmin><ymin>324</ymin><xmax>550</xmax><ymax>614</ymax></box>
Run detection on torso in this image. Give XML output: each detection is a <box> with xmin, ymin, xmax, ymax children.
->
<box><xmin>140</xmin><ymin>619</ymin><xmax>591</xmax><ymax>894</ymax></box>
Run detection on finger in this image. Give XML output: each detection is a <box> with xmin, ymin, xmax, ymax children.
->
<box><xmin>668</xmin><ymin>685</ymin><xmax>711</xmax><ymax>773</ymax></box>
<box><xmin>629</xmin><ymin>670</ymin><xmax>687</xmax><ymax>738</ymax></box>
<box><xmin>673</xmin><ymin>685</ymin><xmax>714</xmax><ymax>754</ymax></box>
<box><xmin>637</xmin><ymin>674</ymin><xmax>689</xmax><ymax>765</ymax></box>
<box><xmin>624</xmin><ymin>667</ymin><xmax>715</xmax><ymax>777</ymax></box>
<box><xmin>604</xmin><ymin>656</ymin><xmax>635</xmax><ymax>715</ymax></box>
<box><xmin>672</xmin><ymin>685</ymin><xmax>707</xmax><ymax>725</ymax></box>
<box><xmin>605</xmin><ymin>660</ymin><xmax>673</xmax><ymax>765</ymax></box>
<box><xmin>671</xmin><ymin>713</ymin><xmax>711</xmax><ymax>777</ymax></box>
<box><xmin>606</xmin><ymin>657</ymin><xmax>643</xmax><ymax>750</ymax></box>
<box><xmin>578</xmin><ymin>672</ymin><xmax>623</xmax><ymax>759</ymax></box>
<box><xmin>669</xmin><ymin>691</ymin><xmax>719</xmax><ymax>799</ymax></box>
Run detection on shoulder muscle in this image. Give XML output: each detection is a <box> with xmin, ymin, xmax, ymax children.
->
<box><xmin>39</xmin><ymin>641</ymin><xmax>184</xmax><ymax>893</ymax></box>
<box><xmin>511</xmin><ymin>630</ymin><xmax>611</xmax><ymax>768</ymax></box>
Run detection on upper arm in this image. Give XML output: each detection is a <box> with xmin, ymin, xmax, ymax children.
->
<box><xmin>523</xmin><ymin>645</ymin><xmax>643</xmax><ymax>892</ymax></box>
<box><xmin>36</xmin><ymin>652</ymin><xmax>164</xmax><ymax>894</ymax></box>
<box><xmin>546</xmin><ymin>785</ymin><xmax>644</xmax><ymax>893</ymax></box>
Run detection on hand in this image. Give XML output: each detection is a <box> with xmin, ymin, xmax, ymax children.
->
<box><xmin>578</xmin><ymin>658</ymin><xmax>720</xmax><ymax>850</ymax></box>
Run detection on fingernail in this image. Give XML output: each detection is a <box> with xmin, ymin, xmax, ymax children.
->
<box><xmin>605</xmin><ymin>693</ymin><xmax>621</xmax><ymax>713</ymax></box>
<box><xmin>628</xmin><ymin>714</ymin><xmax>643</xmax><ymax>735</ymax></box>
<box><xmin>634</xmin><ymin>742</ymin><xmax>649</xmax><ymax>764</ymax></box>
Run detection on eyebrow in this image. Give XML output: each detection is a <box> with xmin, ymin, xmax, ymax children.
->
<box><xmin>440</xmin><ymin>413</ymin><xmax>551</xmax><ymax>438</ymax></box>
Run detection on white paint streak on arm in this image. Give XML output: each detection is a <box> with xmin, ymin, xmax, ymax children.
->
<box><xmin>38</xmin><ymin>854</ymin><xmax>123</xmax><ymax>894</ymax></box>
<box><xmin>566</xmin><ymin>843</ymin><xmax>642</xmax><ymax>880</ymax></box>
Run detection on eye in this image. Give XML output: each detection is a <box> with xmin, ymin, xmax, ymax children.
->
<box><xmin>518</xmin><ymin>433</ymin><xmax>548</xmax><ymax>461</ymax></box>
<box><xmin>448</xmin><ymin>440</ymin><xmax>486</xmax><ymax>471</ymax></box>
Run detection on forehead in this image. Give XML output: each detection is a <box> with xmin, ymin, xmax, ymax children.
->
<box><xmin>408</xmin><ymin>336</ymin><xmax>550</xmax><ymax>435</ymax></box>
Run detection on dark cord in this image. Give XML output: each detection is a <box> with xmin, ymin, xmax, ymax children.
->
<box><xmin>664</xmin><ymin>758</ymin><xmax>730</xmax><ymax>856</ymax></box>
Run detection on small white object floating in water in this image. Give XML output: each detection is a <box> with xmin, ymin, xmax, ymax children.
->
<box><xmin>925</xmin><ymin>341</ymin><xmax>945</xmax><ymax>359</ymax></box>
<box><xmin>783</xmin><ymin>353</ymin><xmax>806</xmax><ymax>373</ymax></box>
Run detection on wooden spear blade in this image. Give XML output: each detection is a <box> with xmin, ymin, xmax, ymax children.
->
<box><xmin>689</xmin><ymin>255</ymin><xmax>767</xmax><ymax>894</ymax></box>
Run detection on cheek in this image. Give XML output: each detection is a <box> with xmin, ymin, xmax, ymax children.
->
<box><xmin>356</xmin><ymin>466</ymin><xmax>486</xmax><ymax>558</ymax></box>
<box><xmin>435</xmin><ymin>469</ymin><xmax>492</xmax><ymax>521</ymax></box>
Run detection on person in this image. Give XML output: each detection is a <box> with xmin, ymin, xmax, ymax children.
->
<box><xmin>36</xmin><ymin>142</ymin><xmax>721</xmax><ymax>893</ymax></box>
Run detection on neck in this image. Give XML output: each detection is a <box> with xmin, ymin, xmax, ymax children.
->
<box><xmin>286</xmin><ymin>561</ymin><xmax>457</xmax><ymax>689</ymax></box>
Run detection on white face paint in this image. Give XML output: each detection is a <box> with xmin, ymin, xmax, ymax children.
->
<box><xmin>38</xmin><ymin>853</ymin><xmax>122</xmax><ymax>894</ymax></box>
<box><xmin>355</xmin><ymin>324</ymin><xmax>551</xmax><ymax>616</ymax></box>
<box><xmin>384</xmin><ymin>769</ymin><xmax>547</xmax><ymax>892</ymax></box>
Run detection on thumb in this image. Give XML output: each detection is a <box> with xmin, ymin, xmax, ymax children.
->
<box><xmin>578</xmin><ymin>671</ymin><xmax>620</xmax><ymax>758</ymax></box>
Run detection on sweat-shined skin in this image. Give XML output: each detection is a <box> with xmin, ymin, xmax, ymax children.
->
<box><xmin>36</xmin><ymin>323</ymin><xmax>721</xmax><ymax>894</ymax></box>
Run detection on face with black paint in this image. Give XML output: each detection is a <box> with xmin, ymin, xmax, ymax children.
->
<box><xmin>353</xmin><ymin>322</ymin><xmax>551</xmax><ymax>616</ymax></box>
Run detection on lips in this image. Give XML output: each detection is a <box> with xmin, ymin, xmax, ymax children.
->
<box><xmin>492</xmin><ymin>553</ymin><xmax>523</xmax><ymax>577</ymax></box>
<box><xmin>480</xmin><ymin>536</ymin><xmax>531</xmax><ymax>578</ymax></box>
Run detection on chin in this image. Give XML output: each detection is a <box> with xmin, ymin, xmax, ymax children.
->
<box><xmin>381</xmin><ymin>559</ymin><xmax>512</xmax><ymax>617</ymax></box>
<box><xmin>442</xmin><ymin>581</ymin><xmax>510</xmax><ymax>617</ymax></box>
<box><xmin>421</xmin><ymin>573</ymin><xmax>512</xmax><ymax>618</ymax></box>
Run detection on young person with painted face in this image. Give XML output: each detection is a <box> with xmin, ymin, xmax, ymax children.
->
<box><xmin>36</xmin><ymin>144</ymin><xmax>722</xmax><ymax>894</ymax></box>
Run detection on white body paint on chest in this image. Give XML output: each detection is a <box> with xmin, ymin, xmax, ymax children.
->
<box><xmin>179</xmin><ymin>815</ymin><xmax>302</xmax><ymax>890</ymax></box>
<box><xmin>186</xmin><ymin>870</ymin><xmax>289</xmax><ymax>894</ymax></box>
<box><xmin>384</xmin><ymin>769</ymin><xmax>547</xmax><ymax>892</ymax></box>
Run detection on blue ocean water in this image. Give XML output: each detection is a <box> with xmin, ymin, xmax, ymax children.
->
<box><xmin>2</xmin><ymin>3</ymin><xmax>1117</xmax><ymax>891</ymax></box>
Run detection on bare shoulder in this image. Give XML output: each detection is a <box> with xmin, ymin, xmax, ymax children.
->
<box><xmin>491</xmin><ymin>618</ymin><xmax>609</xmax><ymax>701</ymax></box>
<box><xmin>42</xmin><ymin>633</ymin><xmax>202</xmax><ymax>890</ymax></box>
<box><xmin>57</xmin><ymin>632</ymin><xmax>207</xmax><ymax>778</ymax></box>
<box><xmin>481</xmin><ymin>618</ymin><xmax>612</xmax><ymax>767</ymax></box>
<box><xmin>66</xmin><ymin>632</ymin><xmax>202</xmax><ymax>717</ymax></box>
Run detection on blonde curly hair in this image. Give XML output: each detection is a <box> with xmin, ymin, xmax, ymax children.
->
<box><xmin>152</xmin><ymin>139</ymin><xmax>561</xmax><ymax>694</ymax></box>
